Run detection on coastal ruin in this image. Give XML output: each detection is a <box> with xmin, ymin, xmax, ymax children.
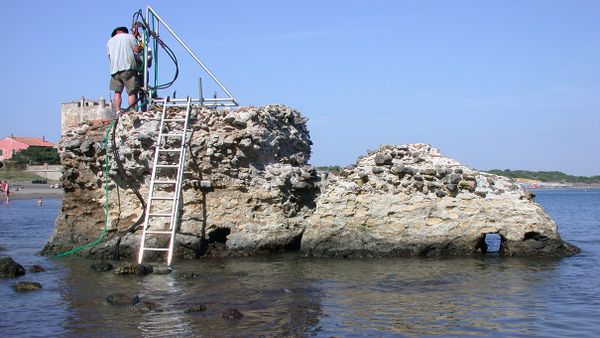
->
<box><xmin>42</xmin><ymin>104</ymin><xmax>579</xmax><ymax>260</ymax></box>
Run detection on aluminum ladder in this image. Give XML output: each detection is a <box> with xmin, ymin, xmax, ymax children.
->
<box><xmin>138</xmin><ymin>97</ymin><xmax>191</xmax><ymax>266</ymax></box>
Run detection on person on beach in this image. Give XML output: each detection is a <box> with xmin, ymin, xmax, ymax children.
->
<box><xmin>107</xmin><ymin>26</ymin><xmax>140</xmax><ymax>114</ymax></box>
<box><xmin>1</xmin><ymin>180</ymin><xmax>9</xmax><ymax>202</ymax></box>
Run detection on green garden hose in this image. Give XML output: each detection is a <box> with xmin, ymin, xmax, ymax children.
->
<box><xmin>55</xmin><ymin>121</ymin><xmax>115</xmax><ymax>257</ymax></box>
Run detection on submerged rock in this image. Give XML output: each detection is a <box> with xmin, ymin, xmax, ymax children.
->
<box><xmin>113</xmin><ymin>262</ymin><xmax>153</xmax><ymax>275</ymax></box>
<box><xmin>0</xmin><ymin>245</ymin><xmax>6</xmax><ymax>251</ymax></box>
<box><xmin>221</xmin><ymin>308</ymin><xmax>244</xmax><ymax>319</ymax></box>
<box><xmin>184</xmin><ymin>304</ymin><xmax>207</xmax><ymax>313</ymax></box>
<box><xmin>134</xmin><ymin>301</ymin><xmax>160</xmax><ymax>312</ymax></box>
<box><xmin>176</xmin><ymin>272</ymin><xmax>201</xmax><ymax>281</ymax></box>
<box><xmin>29</xmin><ymin>265</ymin><xmax>46</xmax><ymax>273</ymax></box>
<box><xmin>13</xmin><ymin>281</ymin><xmax>42</xmax><ymax>292</ymax></box>
<box><xmin>152</xmin><ymin>265</ymin><xmax>172</xmax><ymax>275</ymax></box>
<box><xmin>106</xmin><ymin>293</ymin><xmax>140</xmax><ymax>306</ymax></box>
<box><xmin>0</xmin><ymin>257</ymin><xmax>26</xmax><ymax>278</ymax></box>
<box><xmin>90</xmin><ymin>261</ymin><xmax>113</xmax><ymax>272</ymax></box>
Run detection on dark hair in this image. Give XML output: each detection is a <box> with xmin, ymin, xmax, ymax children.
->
<box><xmin>111</xmin><ymin>26</ymin><xmax>129</xmax><ymax>37</ymax></box>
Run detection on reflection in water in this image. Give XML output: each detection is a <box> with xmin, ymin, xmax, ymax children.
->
<box><xmin>51</xmin><ymin>254</ymin><xmax>562</xmax><ymax>337</ymax></box>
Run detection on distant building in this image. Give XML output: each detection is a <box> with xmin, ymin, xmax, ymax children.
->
<box><xmin>0</xmin><ymin>135</ymin><xmax>55</xmax><ymax>161</ymax></box>
<box><xmin>61</xmin><ymin>97</ymin><xmax>115</xmax><ymax>134</ymax></box>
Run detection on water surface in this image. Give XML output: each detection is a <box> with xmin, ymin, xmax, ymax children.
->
<box><xmin>1</xmin><ymin>190</ymin><xmax>599</xmax><ymax>337</ymax></box>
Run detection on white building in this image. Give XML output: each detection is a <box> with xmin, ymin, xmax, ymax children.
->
<box><xmin>61</xmin><ymin>97</ymin><xmax>115</xmax><ymax>134</ymax></box>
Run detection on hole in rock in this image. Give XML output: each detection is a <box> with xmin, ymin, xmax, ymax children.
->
<box><xmin>283</xmin><ymin>231</ymin><xmax>303</xmax><ymax>251</ymax></box>
<box><xmin>208</xmin><ymin>228</ymin><xmax>230</xmax><ymax>243</ymax></box>
<box><xmin>483</xmin><ymin>233</ymin><xmax>502</xmax><ymax>253</ymax></box>
<box><xmin>523</xmin><ymin>231</ymin><xmax>545</xmax><ymax>241</ymax></box>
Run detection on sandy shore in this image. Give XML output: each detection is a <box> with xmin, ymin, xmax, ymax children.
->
<box><xmin>6</xmin><ymin>182</ymin><xmax>63</xmax><ymax>200</ymax></box>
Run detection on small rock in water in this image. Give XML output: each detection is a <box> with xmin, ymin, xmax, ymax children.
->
<box><xmin>13</xmin><ymin>281</ymin><xmax>42</xmax><ymax>292</ymax></box>
<box><xmin>106</xmin><ymin>293</ymin><xmax>140</xmax><ymax>306</ymax></box>
<box><xmin>184</xmin><ymin>304</ymin><xmax>207</xmax><ymax>313</ymax></box>
<box><xmin>176</xmin><ymin>272</ymin><xmax>200</xmax><ymax>281</ymax></box>
<box><xmin>113</xmin><ymin>262</ymin><xmax>153</xmax><ymax>275</ymax></box>
<box><xmin>0</xmin><ymin>257</ymin><xmax>26</xmax><ymax>278</ymax></box>
<box><xmin>221</xmin><ymin>308</ymin><xmax>244</xmax><ymax>319</ymax></box>
<box><xmin>0</xmin><ymin>245</ymin><xmax>6</xmax><ymax>251</ymax></box>
<box><xmin>90</xmin><ymin>261</ymin><xmax>113</xmax><ymax>272</ymax></box>
<box><xmin>152</xmin><ymin>265</ymin><xmax>172</xmax><ymax>275</ymax></box>
<box><xmin>134</xmin><ymin>301</ymin><xmax>159</xmax><ymax>312</ymax></box>
<box><xmin>29</xmin><ymin>265</ymin><xmax>46</xmax><ymax>273</ymax></box>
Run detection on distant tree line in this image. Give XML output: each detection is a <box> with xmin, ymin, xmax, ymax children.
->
<box><xmin>9</xmin><ymin>147</ymin><xmax>60</xmax><ymax>165</ymax></box>
<box><xmin>488</xmin><ymin>169</ymin><xmax>600</xmax><ymax>184</ymax></box>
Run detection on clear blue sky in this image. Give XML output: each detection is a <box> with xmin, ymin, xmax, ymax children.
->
<box><xmin>1</xmin><ymin>1</ymin><xmax>598</xmax><ymax>175</ymax></box>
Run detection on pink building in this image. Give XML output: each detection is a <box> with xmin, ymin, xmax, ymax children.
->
<box><xmin>0</xmin><ymin>136</ymin><xmax>55</xmax><ymax>161</ymax></box>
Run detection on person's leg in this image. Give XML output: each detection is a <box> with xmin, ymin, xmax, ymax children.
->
<box><xmin>110</xmin><ymin>73</ymin><xmax>125</xmax><ymax>113</ymax></box>
<box><xmin>128</xmin><ymin>92</ymin><xmax>137</xmax><ymax>107</ymax></box>
<box><xmin>113</xmin><ymin>91</ymin><xmax>122</xmax><ymax>112</ymax></box>
<box><xmin>124</xmin><ymin>71</ymin><xmax>140</xmax><ymax>111</ymax></box>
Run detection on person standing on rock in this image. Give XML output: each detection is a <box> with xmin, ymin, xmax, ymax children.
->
<box><xmin>107</xmin><ymin>26</ymin><xmax>140</xmax><ymax>114</ymax></box>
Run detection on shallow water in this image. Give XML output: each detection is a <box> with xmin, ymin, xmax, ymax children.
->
<box><xmin>1</xmin><ymin>190</ymin><xmax>599</xmax><ymax>337</ymax></box>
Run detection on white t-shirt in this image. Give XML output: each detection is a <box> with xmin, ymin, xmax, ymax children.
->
<box><xmin>107</xmin><ymin>33</ymin><xmax>137</xmax><ymax>75</ymax></box>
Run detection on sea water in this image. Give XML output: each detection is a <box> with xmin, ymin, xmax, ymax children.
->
<box><xmin>0</xmin><ymin>190</ymin><xmax>599</xmax><ymax>337</ymax></box>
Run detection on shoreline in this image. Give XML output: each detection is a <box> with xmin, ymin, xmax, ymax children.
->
<box><xmin>5</xmin><ymin>182</ymin><xmax>64</xmax><ymax>201</ymax></box>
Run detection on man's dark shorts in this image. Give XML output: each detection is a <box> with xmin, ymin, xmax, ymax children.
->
<box><xmin>110</xmin><ymin>70</ymin><xmax>139</xmax><ymax>94</ymax></box>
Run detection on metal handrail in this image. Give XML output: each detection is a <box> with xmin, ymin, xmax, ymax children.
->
<box><xmin>143</xmin><ymin>6</ymin><xmax>238</xmax><ymax>107</ymax></box>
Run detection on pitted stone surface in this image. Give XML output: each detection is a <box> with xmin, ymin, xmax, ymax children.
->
<box><xmin>43</xmin><ymin>106</ymin><xmax>577</xmax><ymax>259</ymax></box>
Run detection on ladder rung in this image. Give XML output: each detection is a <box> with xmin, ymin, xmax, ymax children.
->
<box><xmin>156</xmin><ymin>164</ymin><xmax>179</xmax><ymax>168</ymax></box>
<box><xmin>163</xmin><ymin>118</ymin><xmax>187</xmax><ymax>122</ymax></box>
<box><xmin>158</xmin><ymin>149</ymin><xmax>181</xmax><ymax>153</ymax></box>
<box><xmin>154</xmin><ymin>180</ymin><xmax>177</xmax><ymax>184</ymax></box>
<box><xmin>148</xmin><ymin>213</ymin><xmax>172</xmax><ymax>217</ymax></box>
<box><xmin>161</xmin><ymin>133</ymin><xmax>184</xmax><ymax>137</ymax></box>
<box><xmin>143</xmin><ymin>248</ymin><xmax>170</xmax><ymax>252</ymax></box>
<box><xmin>151</xmin><ymin>196</ymin><xmax>175</xmax><ymax>200</ymax></box>
<box><xmin>145</xmin><ymin>230</ymin><xmax>172</xmax><ymax>234</ymax></box>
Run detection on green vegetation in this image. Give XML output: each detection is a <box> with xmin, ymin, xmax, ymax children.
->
<box><xmin>487</xmin><ymin>169</ymin><xmax>600</xmax><ymax>184</ymax></box>
<box><xmin>0</xmin><ymin>168</ymin><xmax>45</xmax><ymax>181</ymax></box>
<box><xmin>10</xmin><ymin>147</ymin><xmax>59</xmax><ymax>165</ymax></box>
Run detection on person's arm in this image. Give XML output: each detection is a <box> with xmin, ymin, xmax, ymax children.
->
<box><xmin>129</xmin><ymin>35</ymin><xmax>140</xmax><ymax>53</ymax></box>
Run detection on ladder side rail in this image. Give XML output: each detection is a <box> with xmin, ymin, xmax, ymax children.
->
<box><xmin>166</xmin><ymin>97</ymin><xmax>192</xmax><ymax>265</ymax></box>
<box><xmin>138</xmin><ymin>97</ymin><xmax>170</xmax><ymax>264</ymax></box>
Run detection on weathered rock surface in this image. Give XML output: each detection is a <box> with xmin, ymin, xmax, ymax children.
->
<box><xmin>42</xmin><ymin>105</ymin><xmax>578</xmax><ymax>259</ymax></box>
<box><xmin>106</xmin><ymin>293</ymin><xmax>140</xmax><ymax>306</ymax></box>
<box><xmin>185</xmin><ymin>304</ymin><xmax>207</xmax><ymax>313</ymax></box>
<box><xmin>113</xmin><ymin>262</ymin><xmax>153</xmax><ymax>275</ymax></box>
<box><xmin>0</xmin><ymin>257</ymin><xmax>26</xmax><ymax>278</ymax></box>
<box><xmin>302</xmin><ymin>144</ymin><xmax>580</xmax><ymax>257</ymax></box>
<box><xmin>222</xmin><ymin>308</ymin><xmax>244</xmax><ymax>319</ymax></box>
<box><xmin>134</xmin><ymin>301</ymin><xmax>160</xmax><ymax>312</ymax></box>
<box><xmin>13</xmin><ymin>281</ymin><xmax>42</xmax><ymax>292</ymax></box>
<box><xmin>90</xmin><ymin>261</ymin><xmax>113</xmax><ymax>272</ymax></box>
<box><xmin>29</xmin><ymin>265</ymin><xmax>46</xmax><ymax>273</ymax></box>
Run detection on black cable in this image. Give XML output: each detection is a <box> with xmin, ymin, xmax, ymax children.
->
<box><xmin>131</xmin><ymin>9</ymin><xmax>179</xmax><ymax>92</ymax></box>
<box><xmin>109</xmin><ymin>99</ymin><xmax>148</xmax><ymax>260</ymax></box>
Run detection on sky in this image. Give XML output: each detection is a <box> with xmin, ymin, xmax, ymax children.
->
<box><xmin>0</xmin><ymin>1</ymin><xmax>598</xmax><ymax>175</ymax></box>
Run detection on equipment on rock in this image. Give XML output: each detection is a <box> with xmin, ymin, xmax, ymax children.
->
<box><xmin>131</xmin><ymin>6</ymin><xmax>238</xmax><ymax>108</ymax></box>
<box><xmin>56</xmin><ymin>6</ymin><xmax>238</xmax><ymax>266</ymax></box>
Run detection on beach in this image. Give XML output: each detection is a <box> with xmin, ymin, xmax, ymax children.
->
<box><xmin>6</xmin><ymin>181</ymin><xmax>63</xmax><ymax>200</ymax></box>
